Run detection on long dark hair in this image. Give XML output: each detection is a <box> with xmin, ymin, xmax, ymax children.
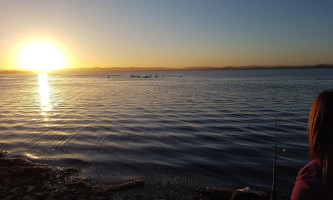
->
<box><xmin>308</xmin><ymin>89</ymin><xmax>333</xmax><ymax>185</ymax></box>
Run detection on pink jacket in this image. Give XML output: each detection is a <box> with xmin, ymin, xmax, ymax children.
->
<box><xmin>291</xmin><ymin>160</ymin><xmax>333</xmax><ymax>200</ymax></box>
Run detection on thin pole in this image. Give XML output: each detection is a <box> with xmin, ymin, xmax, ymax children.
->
<box><xmin>270</xmin><ymin>116</ymin><xmax>277</xmax><ymax>200</ymax></box>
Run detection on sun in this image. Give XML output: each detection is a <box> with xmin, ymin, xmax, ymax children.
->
<box><xmin>19</xmin><ymin>41</ymin><xmax>65</xmax><ymax>72</ymax></box>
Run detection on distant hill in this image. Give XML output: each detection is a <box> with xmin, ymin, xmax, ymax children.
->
<box><xmin>188</xmin><ymin>64</ymin><xmax>333</xmax><ymax>70</ymax></box>
<box><xmin>1</xmin><ymin>64</ymin><xmax>332</xmax><ymax>74</ymax></box>
<box><xmin>0</xmin><ymin>70</ymin><xmax>34</xmax><ymax>74</ymax></box>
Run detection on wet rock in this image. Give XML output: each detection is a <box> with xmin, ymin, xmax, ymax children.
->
<box><xmin>197</xmin><ymin>186</ymin><xmax>234</xmax><ymax>200</ymax></box>
<box><xmin>0</xmin><ymin>158</ymin><xmax>31</xmax><ymax>167</ymax></box>
<box><xmin>0</xmin><ymin>149</ymin><xmax>289</xmax><ymax>200</ymax></box>
<box><xmin>230</xmin><ymin>190</ymin><xmax>262</xmax><ymax>200</ymax></box>
<box><xmin>0</xmin><ymin>150</ymin><xmax>7</xmax><ymax>158</ymax></box>
<box><xmin>0</xmin><ymin>172</ymin><xmax>9</xmax><ymax>178</ymax></box>
<box><xmin>104</xmin><ymin>179</ymin><xmax>144</xmax><ymax>192</ymax></box>
<box><xmin>63</xmin><ymin>167</ymin><xmax>81</xmax><ymax>174</ymax></box>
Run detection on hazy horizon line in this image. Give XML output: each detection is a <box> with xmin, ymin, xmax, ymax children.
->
<box><xmin>1</xmin><ymin>64</ymin><xmax>332</xmax><ymax>74</ymax></box>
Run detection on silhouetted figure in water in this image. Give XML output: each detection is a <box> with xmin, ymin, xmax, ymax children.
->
<box><xmin>291</xmin><ymin>89</ymin><xmax>333</xmax><ymax>200</ymax></box>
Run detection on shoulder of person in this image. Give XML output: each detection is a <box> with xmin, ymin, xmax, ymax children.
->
<box><xmin>297</xmin><ymin>159</ymin><xmax>322</xmax><ymax>182</ymax></box>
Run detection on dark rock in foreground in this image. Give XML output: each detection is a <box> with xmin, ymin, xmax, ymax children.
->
<box><xmin>0</xmin><ymin>150</ymin><xmax>289</xmax><ymax>200</ymax></box>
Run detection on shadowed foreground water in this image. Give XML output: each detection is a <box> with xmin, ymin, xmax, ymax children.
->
<box><xmin>0</xmin><ymin>68</ymin><xmax>332</xmax><ymax>194</ymax></box>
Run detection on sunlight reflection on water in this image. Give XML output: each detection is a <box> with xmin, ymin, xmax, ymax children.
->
<box><xmin>24</xmin><ymin>152</ymin><xmax>40</xmax><ymax>159</ymax></box>
<box><xmin>38</xmin><ymin>73</ymin><xmax>52</xmax><ymax>120</ymax></box>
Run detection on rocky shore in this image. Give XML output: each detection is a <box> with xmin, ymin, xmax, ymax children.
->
<box><xmin>0</xmin><ymin>150</ymin><xmax>289</xmax><ymax>200</ymax></box>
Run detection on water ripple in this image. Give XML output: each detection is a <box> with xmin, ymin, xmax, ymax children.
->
<box><xmin>0</xmin><ymin>68</ymin><xmax>332</xmax><ymax>192</ymax></box>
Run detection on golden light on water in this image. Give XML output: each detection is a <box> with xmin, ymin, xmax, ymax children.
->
<box><xmin>24</xmin><ymin>153</ymin><xmax>40</xmax><ymax>159</ymax></box>
<box><xmin>38</xmin><ymin>73</ymin><xmax>52</xmax><ymax>120</ymax></box>
<box><xmin>19</xmin><ymin>39</ymin><xmax>66</xmax><ymax>72</ymax></box>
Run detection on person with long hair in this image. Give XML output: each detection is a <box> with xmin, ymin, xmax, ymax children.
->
<box><xmin>291</xmin><ymin>89</ymin><xmax>333</xmax><ymax>199</ymax></box>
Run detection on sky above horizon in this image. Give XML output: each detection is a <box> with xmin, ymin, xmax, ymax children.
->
<box><xmin>1</xmin><ymin>0</ymin><xmax>333</xmax><ymax>70</ymax></box>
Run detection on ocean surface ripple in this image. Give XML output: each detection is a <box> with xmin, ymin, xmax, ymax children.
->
<box><xmin>0</xmin><ymin>68</ymin><xmax>332</xmax><ymax>193</ymax></box>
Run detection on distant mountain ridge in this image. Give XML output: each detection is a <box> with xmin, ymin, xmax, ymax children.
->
<box><xmin>1</xmin><ymin>64</ymin><xmax>332</xmax><ymax>74</ymax></box>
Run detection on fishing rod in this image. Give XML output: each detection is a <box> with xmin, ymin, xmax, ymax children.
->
<box><xmin>270</xmin><ymin>116</ymin><xmax>277</xmax><ymax>200</ymax></box>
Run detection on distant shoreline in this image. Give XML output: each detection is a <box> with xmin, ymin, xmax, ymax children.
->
<box><xmin>1</xmin><ymin>64</ymin><xmax>332</xmax><ymax>74</ymax></box>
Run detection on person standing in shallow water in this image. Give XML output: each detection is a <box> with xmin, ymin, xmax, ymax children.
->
<box><xmin>291</xmin><ymin>89</ymin><xmax>333</xmax><ymax>200</ymax></box>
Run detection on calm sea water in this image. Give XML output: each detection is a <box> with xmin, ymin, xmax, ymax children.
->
<box><xmin>0</xmin><ymin>68</ymin><xmax>332</xmax><ymax>193</ymax></box>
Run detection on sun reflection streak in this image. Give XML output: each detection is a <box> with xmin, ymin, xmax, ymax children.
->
<box><xmin>24</xmin><ymin>153</ymin><xmax>40</xmax><ymax>159</ymax></box>
<box><xmin>38</xmin><ymin>73</ymin><xmax>52</xmax><ymax>120</ymax></box>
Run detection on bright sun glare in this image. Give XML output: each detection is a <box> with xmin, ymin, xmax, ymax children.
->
<box><xmin>19</xmin><ymin>41</ymin><xmax>65</xmax><ymax>72</ymax></box>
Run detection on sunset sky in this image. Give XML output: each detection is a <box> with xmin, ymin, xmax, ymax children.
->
<box><xmin>1</xmin><ymin>0</ymin><xmax>333</xmax><ymax>70</ymax></box>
